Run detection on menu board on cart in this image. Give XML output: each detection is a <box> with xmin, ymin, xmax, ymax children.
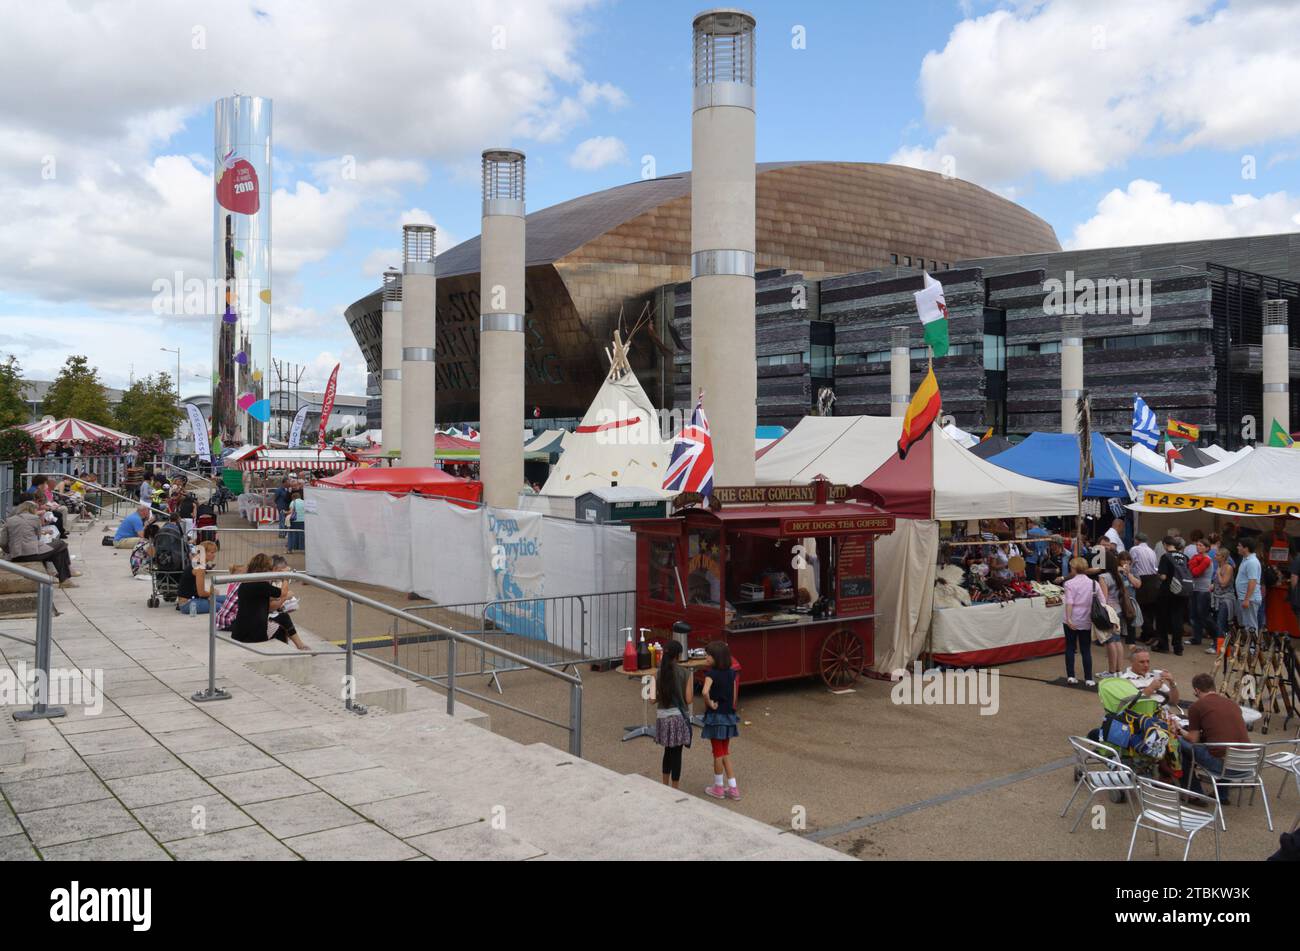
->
<box><xmin>836</xmin><ymin>534</ymin><xmax>874</xmax><ymax>615</ymax></box>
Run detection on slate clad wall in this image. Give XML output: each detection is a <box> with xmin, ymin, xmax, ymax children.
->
<box><xmin>827</xmin><ymin>268</ymin><xmax>986</xmax><ymax>426</ymax></box>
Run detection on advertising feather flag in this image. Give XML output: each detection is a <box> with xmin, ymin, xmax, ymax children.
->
<box><xmin>318</xmin><ymin>363</ymin><xmax>340</xmax><ymax>449</ymax></box>
<box><xmin>663</xmin><ymin>392</ymin><xmax>715</xmax><ymax>497</ymax></box>
<box><xmin>897</xmin><ymin>364</ymin><xmax>941</xmax><ymax>459</ymax></box>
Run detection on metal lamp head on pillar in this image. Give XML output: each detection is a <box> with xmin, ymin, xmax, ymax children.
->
<box><xmin>693</xmin><ymin>8</ymin><xmax>756</xmax><ymax>110</ymax></box>
<box><xmin>482</xmin><ymin>148</ymin><xmax>525</xmax><ymax>218</ymax></box>
<box><xmin>403</xmin><ymin>225</ymin><xmax>435</xmax><ymax>276</ymax></box>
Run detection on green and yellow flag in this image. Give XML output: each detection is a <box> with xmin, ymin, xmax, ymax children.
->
<box><xmin>1267</xmin><ymin>419</ymin><xmax>1294</xmax><ymax>448</ymax></box>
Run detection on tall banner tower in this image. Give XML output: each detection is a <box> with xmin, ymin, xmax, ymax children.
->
<box><xmin>212</xmin><ymin>95</ymin><xmax>272</xmax><ymax>448</ymax></box>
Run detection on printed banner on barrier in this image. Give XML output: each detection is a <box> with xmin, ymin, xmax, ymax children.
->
<box><xmin>485</xmin><ymin>509</ymin><xmax>546</xmax><ymax>639</ymax></box>
<box><xmin>1140</xmin><ymin>489</ymin><xmax>1300</xmax><ymax>516</ymax></box>
<box><xmin>185</xmin><ymin>403</ymin><xmax>211</xmax><ymax>463</ymax></box>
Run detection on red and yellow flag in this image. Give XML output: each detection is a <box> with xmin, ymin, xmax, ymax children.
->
<box><xmin>898</xmin><ymin>364</ymin><xmax>941</xmax><ymax>459</ymax></box>
<box><xmin>1167</xmin><ymin>418</ymin><xmax>1199</xmax><ymax>440</ymax></box>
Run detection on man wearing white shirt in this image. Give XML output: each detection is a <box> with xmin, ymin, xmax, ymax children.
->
<box><xmin>1129</xmin><ymin>533</ymin><xmax>1159</xmax><ymax>642</ymax></box>
<box><xmin>1121</xmin><ymin>647</ymin><xmax>1180</xmax><ymax>707</ymax></box>
<box><xmin>1103</xmin><ymin>518</ymin><xmax>1127</xmax><ymax>553</ymax></box>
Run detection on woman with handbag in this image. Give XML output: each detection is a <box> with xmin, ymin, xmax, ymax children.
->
<box><xmin>1063</xmin><ymin>557</ymin><xmax>1105</xmax><ymax>686</ymax></box>
<box><xmin>652</xmin><ymin>640</ymin><xmax>694</xmax><ymax>789</ymax></box>
<box><xmin>1096</xmin><ymin>549</ymin><xmax>1126</xmax><ymax>676</ymax></box>
<box><xmin>1115</xmin><ymin>550</ymin><xmax>1144</xmax><ymax>647</ymax></box>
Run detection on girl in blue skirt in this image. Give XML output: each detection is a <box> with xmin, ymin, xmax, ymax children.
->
<box><xmin>701</xmin><ymin>640</ymin><xmax>740</xmax><ymax>801</ymax></box>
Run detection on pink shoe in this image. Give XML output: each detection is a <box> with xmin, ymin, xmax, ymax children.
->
<box><xmin>704</xmin><ymin>784</ymin><xmax>726</xmax><ymax>799</ymax></box>
<box><xmin>726</xmin><ymin>786</ymin><xmax>741</xmax><ymax>801</ymax></box>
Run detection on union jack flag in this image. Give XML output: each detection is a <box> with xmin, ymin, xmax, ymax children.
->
<box><xmin>663</xmin><ymin>393</ymin><xmax>714</xmax><ymax>497</ymax></box>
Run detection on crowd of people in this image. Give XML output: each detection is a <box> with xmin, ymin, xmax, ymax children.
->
<box><xmin>0</xmin><ymin>473</ymin><xmax>92</xmax><ymax>585</ymax></box>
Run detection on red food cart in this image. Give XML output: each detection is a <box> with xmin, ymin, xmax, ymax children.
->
<box><xmin>629</xmin><ymin>484</ymin><xmax>895</xmax><ymax>688</ymax></box>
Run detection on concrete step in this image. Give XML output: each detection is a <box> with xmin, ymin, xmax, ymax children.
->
<box><xmin>0</xmin><ymin>575</ymin><xmax>39</xmax><ymax>596</ymax></box>
<box><xmin>0</xmin><ymin>592</ymin><xmax>38</xmax><ymax>618</ymax></box>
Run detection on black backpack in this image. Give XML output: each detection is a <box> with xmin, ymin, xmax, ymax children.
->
<box><xmin>1167</xmin><ymin>552</ymin><xmax>1193</xmax><ymax>596</ymax></box>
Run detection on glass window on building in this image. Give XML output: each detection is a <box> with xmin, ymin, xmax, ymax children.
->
<box><xmin>891</xmin><ymin>253</ymin><xmax>899</xmax><ymax>265</ymax></box>
<box><xmin>809</xmin><ymin>321</ymin><xmax>835</xmax><ymax>379</ymax></box>
<box><xmin>904</xmin><ymin>256</ymin><xmax>912</xmax><ymax>267</ymax></box>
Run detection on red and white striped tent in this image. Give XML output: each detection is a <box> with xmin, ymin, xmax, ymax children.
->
<box><xmin>233</xmin><ymin>447</ymin><xmax>360</xmax><ymax>472</ymax></box>
<box><xmin>20</xmin><ymin>418</ymin><xmax>138</xmax><ymax>444</ymax></box>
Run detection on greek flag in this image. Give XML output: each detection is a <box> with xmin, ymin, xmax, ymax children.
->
<box><xmin>1131</xmin><ymin>396</ymin><xmax>1159</xmax><ymax>450</ymax></box>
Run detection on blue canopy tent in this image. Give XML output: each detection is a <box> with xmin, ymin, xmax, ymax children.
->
<box><xmin>985</xmin><ymin>432</ymin><xmax>1178</xmax><ymax>498</ymax></box>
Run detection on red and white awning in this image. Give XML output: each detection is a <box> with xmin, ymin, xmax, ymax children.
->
<box><xmin>238</xmin><ymin>458</ymin><xmax>357</xmax><ymax>472</ymax></box>
<box><xmin>21</xmin><ymin>418</ymin><xmax>138</xmax><ymax>444</ymax></box>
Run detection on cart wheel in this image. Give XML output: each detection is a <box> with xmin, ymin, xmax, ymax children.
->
<box><xmin>147</xmin><ymin>597</ymin><xmax>158</xmax><ymax>608</ymax></box>
<box><xmin>819</xmin><ymin>629</ymin><xmax>866</xmax><ymax>690</ymax></box>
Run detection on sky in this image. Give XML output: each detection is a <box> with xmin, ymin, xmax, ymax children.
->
<box><xmin>0</xmin><ymin>0</ymin><xmax>1297</xmax><ymax>404</ymax></box>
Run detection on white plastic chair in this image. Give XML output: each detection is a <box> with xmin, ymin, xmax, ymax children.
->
<box><xmin>1192</xmin><ymin>742</ymin><xmax>1273</xmax><ymax>832</ymax></box>
<box><xmin>1061</xmin><ymin>735</ymin><xmax>1138</xmax><ymax>833</ymax></box>
<box><xmin>1127</xmin><ymin>776</ymin><xmax>1220</xmax><ymax>862</ymax></box>
<box><xmin>1264</xmin><ymin>738</ymin><xmax>1300</xmax><ymax>801</ymax></box>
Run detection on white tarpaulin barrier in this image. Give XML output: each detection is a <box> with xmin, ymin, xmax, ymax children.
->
<box><xmin>870</xmin><ymin>519</ymin><xmax>939</xmax><ymax>674</ymax></box>
<box><xmin>306</xmin><ymin>486</ymin><xmax>412</xmax><ymax>592</ymax></box>
<box><xmin>306</xmin><ymin>487</ymin><xmax>636</xmax><ymax>626</ymax></box>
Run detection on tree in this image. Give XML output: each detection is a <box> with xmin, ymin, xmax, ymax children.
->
<box><xmin>114</xmin><ymin>373</ymin><xmax>182</xmax><ymax>439</ymax></box>
<box><xmin>43</xmin><ymin>355</ymin><xmax>112</xmax><ymax>424</ymax></box>
<box><xmin>0</xmin><ymin>427</ymin><xmax>36</xmax><ymax>464</ymax></box>
<box><xmin>0</xmin><ymin>354</ymin><xmax>27</xmax><ymax>428</ymax></box>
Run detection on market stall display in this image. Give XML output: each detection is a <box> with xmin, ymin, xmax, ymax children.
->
<box><xmin>1131</xmin><ymin>446</ymin><xmax>1300</xmax><ymax>637</ymax></box>
<box><xmin>630</xmin><ymin>483</ymin><xmax>895</xmax><ymax>689</ymax></box>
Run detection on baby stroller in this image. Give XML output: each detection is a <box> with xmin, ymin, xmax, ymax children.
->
<box><xmin>1088</xmin><ymin>677</ymin><xmax>1182</xmax><ymax>783</ymax></box>
<box><xmin>194</xmin><ymin>501</ymin><xmax>219</xmax><ymax>549</ymax></box>
<box><xmin>148</xmin><ymin>523</ymin><xmax>187</xmax><ymax>608</ymax></box>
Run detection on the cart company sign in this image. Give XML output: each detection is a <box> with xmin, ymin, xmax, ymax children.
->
<box><xmin>782</xmin><ymin>516</ymin><xmax>894</xmax><ymax>535</ymax></box>
<box><xmin>708</xmin><ymin>484</ymin><xmax>852</xmax><ymax>504</ymax></box>
<box><xmin>1141</xmin><ymin>490</ymin><xmax>1300</xmax><ymax>516</ymax></box>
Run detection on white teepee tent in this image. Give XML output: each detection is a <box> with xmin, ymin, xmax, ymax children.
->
<box><xmin>540</xmin><ymin>327</ymin><xmax>672</xmax><ymax>498</ymax></box>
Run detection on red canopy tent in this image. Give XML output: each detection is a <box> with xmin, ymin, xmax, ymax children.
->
<box><xmin>21</xmin><ymin>418</ymin><xmax>138</xmax><ymax>444</ymax></box>
<box><xmin>316</xmin><ymin>466</ymin><xmax>482</xmax><ymax>507</ymax></box>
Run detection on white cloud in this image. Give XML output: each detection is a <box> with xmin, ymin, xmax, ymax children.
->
<box><xmin>1065</xmin><ymin>180</ymin><xmax>1300</xmax><ymax>250</ymax></box>
<box><xmin>568</xmin><ymin>135</ymin><xmax>628</xmax><ymax>171</ymax></box>
<box><xmin>895</xmin><ymin>0</ymin><xmax>1300</xmax><ymax>186</ymax></box>
<box><xmin>360</xmin><ymin>249</ymin><xmax>401</xmax><ymax>282</ymax></box>
<box><xmin>0</xmin><ymin>1</ymin><xmax>620</xmax><ymax>162</ymax></box>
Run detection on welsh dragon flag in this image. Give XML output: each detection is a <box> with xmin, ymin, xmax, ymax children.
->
<box><xmin>914</xmin><ymin>272</ymin><xmax>949</xmax><ymax>357</ymax></box>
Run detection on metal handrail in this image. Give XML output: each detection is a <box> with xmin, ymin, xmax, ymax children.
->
<box><xmin>0</xmin><ymin>559</ymin><xmax>64</xmax><ymax>720</ymax></box>
<box><xmin>26</xmin><ymin>477</ymin><xmax>172</xmax><ymax>523</ymax></box>
<box><xmin>195</xmin><ymin>570</ymin><xmax>583</xmax><ymax>755</ymax></box>
<box><xmin>150</xmin><ymin>459</ymin><xmax>219</xmax><ymax>489</ymax></box>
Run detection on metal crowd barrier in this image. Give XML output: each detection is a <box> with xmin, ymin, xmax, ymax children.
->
<box><xmin>0</xmin><ymin>559</ymin><xmax>65</xmax><ymax>720</ymax></box>
<box><xmin>401</xmin><ymin>590</ymin><xmax>635</xmax><ymax>691</ymax></box>
<box><xmin>196</xmin><ymin>570</ymin><xmax>584</xmax><ymax>756</ymax></box>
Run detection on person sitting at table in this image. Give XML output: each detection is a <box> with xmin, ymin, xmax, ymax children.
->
<box><xmin>113</xmin><ymin>503</ymin><xmax>153</xmax><ymax>549</ymax></box>
<box><xmin>1120</xmin><ymin>646</ymin><xmax>1179</xmax><ymax>709</ymax></box>
<box><xmin>229</xmin><ymin>552</ymin><xmax>307</xmax><ymax>650</ymax></box>
<box><xmin>1175</xmin><ymin>673</ymin><xmax>1247</xmax><ymax>804</ymax></box>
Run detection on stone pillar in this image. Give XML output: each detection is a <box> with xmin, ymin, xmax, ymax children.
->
<box><xmin>1060</xmin><ymin>316</ymin><xmax>1083</xmax><ymax>434</ymax></box>
<box><xmin>400</xmin><ymin>224</ymin><xmax>436</xmax><ymax>467</ymax></box>
<box><xmin>890</xmin><ymin>326</ymin><xmax>910</xmax><ymax>417</ymax></box>
<box><xmin>1263</xmin><ymin>299</ymin><xmax>1290</xmax><ymax>437</ymax></box>
<box><xmin>380</xmin><ymin>268</ymin><xmax>402</xmax><ymax>456</ymax></box>
<box><xmin>691</xmin><ymin>8</ymin><xmax>756</xmax><ymax>483</ymax></box>
<box><xmin>479</xmin><ymin>149</ymin><xmax>526</xmax><ymax>508</ymax></box>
